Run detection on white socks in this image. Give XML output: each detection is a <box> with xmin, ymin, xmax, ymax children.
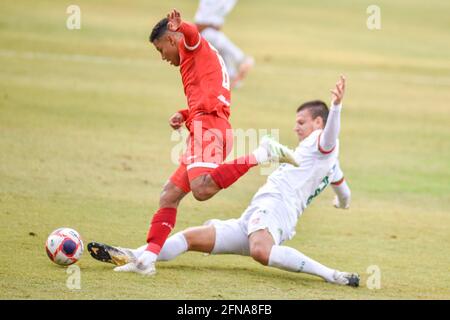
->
<box><xmin>137</xmin><ymin>250</ymin><xmax>158</xmax><ymax>266</ymax></box>
<box><xmin>131</xmin><ymin>232</ymin><xmax>188</xmax><ymax>262</ymax></box>
<box><xmin>158</xmin><ymin>232</ymin><xmax>188</xmax><ymax>261</ymax></box>
<box><xmin>268</xmin><ymin>245</ymin><xmax>336</xmax><ymax>282</ymax></box>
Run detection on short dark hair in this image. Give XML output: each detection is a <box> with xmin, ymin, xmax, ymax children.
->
<box><xmin>150</xmin><ymin>18</ymin><xmax>169</xmax><ymax>42</ymax></box>
<box><xmin>296</xmin><ymin>100</ymin><xmax>329</xmax><ymax>126</ymax></box>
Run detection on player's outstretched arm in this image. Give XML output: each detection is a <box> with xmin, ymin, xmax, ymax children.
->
<box><xmin>167</xmin><ymin>8</ymin><xmax>200</xmax><ymax>50</ymax></box>
<box><xmin>319</xmin><ymin>75</ymin><xmax>346</xmax><ymax>153</ymax></box>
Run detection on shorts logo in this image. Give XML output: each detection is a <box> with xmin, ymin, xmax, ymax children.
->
<box><xmin>162</xmin><ymin>222</ymin><xmax>174</xmax><ymax>231</ymax></box>
<box><xmin>250</xmin><ymin>217</ymin><xmax>260</xmax><ymax>225</ymax></box>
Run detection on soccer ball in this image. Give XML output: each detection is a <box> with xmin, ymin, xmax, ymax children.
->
<box><xmin>45</xmin><ymin>228</ymin><xmax>84</xmax><ymax>266</ymax></box>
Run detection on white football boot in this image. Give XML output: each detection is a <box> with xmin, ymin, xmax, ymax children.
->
<box><xmin>114</xmin><ymin>251</ymin><xmax>156</xmax><ymax>276</ymax></box>
<box><xmin>253</xmin><ymin>135</ymin><xmax>299</xmax><ymax>167</ymax></box>
<box><xmin>331</xmin><ymin>270</ymin><xmax>360</xmax><ymax>287</ymax></box>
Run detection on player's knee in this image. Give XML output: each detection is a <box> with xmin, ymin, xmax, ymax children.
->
<box><xmin>250</xmin><ymin>243</ymin><xmax>271</xmax><ymax>266</ymax></box>
<box><xmin>191</xmin><ymin>187</ymin><xmax>214</xmax><ymax>202</ymax></box>
<box><xmin>190</xmin><ymin>175</ymin><xmax>219</xmax><ymax>202</ymax></box>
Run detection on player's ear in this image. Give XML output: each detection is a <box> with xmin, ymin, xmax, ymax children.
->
<box><xmin>167</xmin><ymin>33</ymin><xmax>177</xmax><ymax>47</ymax></box>
<box><xmin>315</xmin><ymin>116</ymin><xmax>325</xmax><ymax>129</ymax></box>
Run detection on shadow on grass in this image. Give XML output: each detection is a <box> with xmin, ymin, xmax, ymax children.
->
<box><xmin>158</xmin><ymin>262</ymin><xmax>325</xmax><ymax>287</ymax></box>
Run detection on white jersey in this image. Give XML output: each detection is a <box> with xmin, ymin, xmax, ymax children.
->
<box><xmin>210</xmin><ymin>104</ymin><xmax>345</xmax><ymax>249</ymax></box>
<box><xmin>250</xmin><ymin>130</ymin><xmax>342</xmax><ymax>223</ymax></box>
<box><xmin>194</xmin><ymin>0</ymin><xmax>238</xmax><ymax>27</ymax></box>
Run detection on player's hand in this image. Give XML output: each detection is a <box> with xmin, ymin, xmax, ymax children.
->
<box><xmin>167</xmin><ymin>9</ymin><xmax>182</xmax><ymax>32</ymax></box>
<box><xmin>331</xmin><ymin>75</ymin><xmax>346</xmax><ymax>106</ymax></box>
<box><xmin>169</xmin><ymin>112</ymin><xmax>185</xmax><ymax>130</ymax></box>
<box><xmin>333</xmin><ymin>195</ymin><xmax>350</xmax><ymax>209</ymax></box>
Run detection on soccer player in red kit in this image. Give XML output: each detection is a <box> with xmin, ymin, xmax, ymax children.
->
<box><xmin>99</xmin><ymin>9</ymin><xmax>297</xmax><ymax>276</ymax></box>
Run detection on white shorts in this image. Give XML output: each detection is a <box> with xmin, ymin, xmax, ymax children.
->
<box><xmin>206</xmin><ymin>218</ymin><xmax>250</xmax><ymax>256</ymax></box>
<box><xmin>207</xmin><ymin>194</ymin><xmax>298</xmax><ymax>255</ymax></box>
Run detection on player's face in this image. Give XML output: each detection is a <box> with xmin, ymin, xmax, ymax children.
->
<box><xmin>153</xmin><ymin>34</ymin><xmax>180</xmax><ymax>67</ymax></box>
<box><xmin>294</xmin><ymin>110</ymin><xmax>324</xmax><ymax>141</ymax></box>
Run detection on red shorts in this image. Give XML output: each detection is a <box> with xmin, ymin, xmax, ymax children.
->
<box><xmin>170</xmin><ymin>114</ymin><xmax>233</xmax><ymax>193</ymax></box>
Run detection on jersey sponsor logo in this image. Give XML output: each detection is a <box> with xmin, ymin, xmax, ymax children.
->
<box><xmin>306</xmin><ymin>175</ymin><xmax>330</xmax><ymax>205</ymax></box>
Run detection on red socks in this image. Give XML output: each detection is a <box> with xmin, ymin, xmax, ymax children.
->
<box><xmin>210</xmin><ymin>154</ymin><xmax>257</xmax><ymax>189</ymax></box>
<box><xmin>146</xmin><ymin>207</ymin><xmax>177</xmax><ymax>254</ymax></box>
<box><xmin>146</xmin><ymin>155</ymin><xmax>258</xmax><ymax>253</ymax></box>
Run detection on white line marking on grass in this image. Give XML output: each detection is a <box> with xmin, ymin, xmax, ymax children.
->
<box><xmin>0</xmin><ymin>49</ymin><xmax>153</xmax><ymax>67</ymax></box>
<box><xmin>1</xmin><ymin>49</ymin><xmax>449</xmax><ymax>87</ymax></box>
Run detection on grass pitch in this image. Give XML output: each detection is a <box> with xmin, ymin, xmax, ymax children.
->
<box><xmin>1</xmin><ymin>0</ymin><xmax>449</xmax><ymax>299</ymax></box>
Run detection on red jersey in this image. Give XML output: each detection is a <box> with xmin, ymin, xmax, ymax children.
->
<box><xmin>176</xmin><ymin>22</ymin><xmax>231</xmax><ymax>129</ymax></box>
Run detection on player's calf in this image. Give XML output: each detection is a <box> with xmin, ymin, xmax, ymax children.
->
<box><xmin>159</xmin><ymin>180</ymin><xmax>187</xmax><ymax>208</ymax></box>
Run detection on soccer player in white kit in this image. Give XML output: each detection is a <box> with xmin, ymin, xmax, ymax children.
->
<box><xmin>88</xmin><ymin>76</ymin><xmax>358</xmax><ymax>286</ymax></box>
<box><xmin>194</xmin><ymin>0</ymin><xmax>254</xmax><ymax>88</ymax></box>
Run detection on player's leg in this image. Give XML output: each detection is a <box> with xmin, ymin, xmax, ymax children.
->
<box><xmin>248</xmin><ymin>229</ymin><xmax>275</xmax><ymax>265</ymax></box>
<box><xmin>190</xmin><ymin>141</ymin><xmax>298</xmax><ymax>201</ymax></box>
<box><xmin>114</xmin><ymin>165</ymin><xmax>190</xmax><ymax>275</ymax></box>
<box><xmin>140</xmin><ymin>217</ymin><xmax>251</xmax><ymax>259</ymax></box>
<box><xmin>220</xmin><ymin>51</ymin><xmax>238</xmax><ymax>83</ymax></box>
<box><xmin>267</xmin><ymin>243</ymin><xmax>359</xmax><ymax>287</ymax></box>
<box><xmin>188</xmin><ymin>117</ymin><xmax>297</xmax><ymax>201</ymax></box>
<box><xmin>201</xmin><ymin>28</ymin><xmax>241</xmax><ymax>80</ymax></box>
<box><xmin>206</xmin><ymin>218</ymin><xmax>251</xmax><ymax>256</ymax></box>
<box><xmin>132</xmin><ymin>224</ymin><xmax>216</xmax><ymax>261</ymax></box>
<box><xmin>201</xmin><ymin>28</ymin><xmax>254</xmax><ymax>88</ymax></box>
<box><xmin>232</xmin><ymin>55</ymin><xmax>255</xmax><ymax>89</ymax></box>
<box><xmin>201</xmin><ymin>28</ymin><xmax>245</xmax><ymax>68</ymax></box>
<box><xmin>88</xmin><ymin>225</ymin><xmax>216</xmax><ymax>266</ymax></box>
<box><xmin>146</xmin><ymin>179</ymin><xmax>188</xmax><ymax>255</ymax></box>
<box><xmin>246</xmin><ymin>202</ymin><xmax>359</xmax><ymax>287</ymax></box>
<box><xmin>91</xmin><ymin>210</ymin><xmax>253</xmax><ymax>266</ymax></box>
